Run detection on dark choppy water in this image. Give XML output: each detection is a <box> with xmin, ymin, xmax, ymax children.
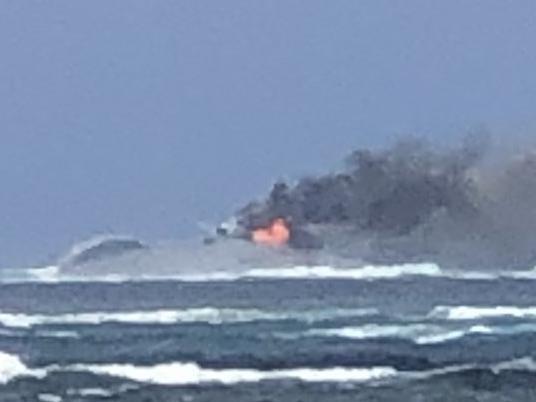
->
<box><xmin>2</xmin><ymin>275</ymin><xmax>536</xmax><ymax>401</ymax></box>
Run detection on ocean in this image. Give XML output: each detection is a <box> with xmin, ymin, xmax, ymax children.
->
<box><xmin>2</xmin><ymin>263</ymin><xmax>536</xmax><ymax>401</ymax></box>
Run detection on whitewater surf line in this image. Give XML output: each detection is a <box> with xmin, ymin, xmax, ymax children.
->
<box><xmin>0</xmin><ymin>307</ymin><xmax>377</xmax><ymax>329</ymax></box>
<box><xmin>429</xmin><ymin>305</ymin><xmax>536</xmax><ymax>320</ymax></box>
<box><xmin>302</xmin><ymin>322</ymin><xmax>536</xmax><ymax>345</ymax></box>
<box><xmin>4</xmin><ymin>350</ymin><xmax>536</xmax><ymax>388</ymax></box>
<box><xmin>3</xmin><ymin>262</ymin><xmax>536</xmax><ymax>285</ymax></box>
<box><xmin>0</xmin><ymin>263</ymin><xmax>516</xmax><ymax>284</ymax></box>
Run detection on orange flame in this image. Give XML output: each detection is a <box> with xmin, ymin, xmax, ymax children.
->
<box><xmin>252</xmin><ymin>218</ymin><xmax>290</xmax><ymax>247</ymax></box>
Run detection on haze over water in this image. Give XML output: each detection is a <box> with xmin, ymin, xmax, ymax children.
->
<box><xmin>2</xmin><ymin>2</ymin><xmax>536</xmax><ymax>401</ymax></box>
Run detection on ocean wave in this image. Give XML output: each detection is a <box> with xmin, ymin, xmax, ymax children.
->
<box><xmin>0</xmin><ymin>351</ymin><xmax>399</xmax><ymax>386</ymax></box>
<box><xmin>37</xmin><ymin>394</ymin><xmax>62</xmax><ymax>402</ymax></box>
<box><xmin>31</xmin><ymin>358</ymin><xmax>536</xmax><ymax>386</ymax></box>
<box><xmin>0</xmin><ymin>265</ymin><xmax>61</xmax><ymax>284</ymax></box>
<box><xmin>0</xmin><ymin>328</ymin><xmax>78</xmax><ymax>339</ymax></box>
<box><xmin>243</xmin><ymin>264</ymin><xmax>443</xmax><ymax>280</ymax></box>
<box><xmin>5</xmin><ymin>348</ymin><xmax>536</xmax><ymax>387</ymax></box>
<box><xmin>302</xmin><ymin>322</ymin><xmax>536</xmax><ymax>345</ymax></box>
<box><xmin>65</xmin><ymin>384</ymin><xmax>138</xmax><ymax>398</ymax></box>
<box><xmin>0</xmin><ymin>307</ymin><xmax>377</xmax><ymax>329</ymax></box>
<box><xmin>246</xmin><ymin>265</ymin><xmax>536</xmax><ymax>282</ymax></box>
<box><xmin>303</xmin><ymin>323</ymin><xmax>464</xmax><ymax>345</ymax></box>
<box><xmin>4</xmin><ymin>262</ymin><xmax>536</xmax><ymax>285</ymax></box>
<box><xmin>0</xmin><ymin>351</ymin><xmax>44</xmax><ymax>384</ymax></box>
<box><xmin>66</xmin><ymin>388</ymin><xmax>115</xmax><ymax>398</ymax></box>
<box><xmin>0</xmin><ymin>263</ymin><xmax>444</xmax><ymax>283</ymax></box>
<box><xmin>34</xmin><ymin>330</ymin><xmax>80</xmax><ymax>339</ymax></box>
<box><xmin>0</xmin><ymin>352</ymin><xmax>29</xmax><ymax>384</ymax></box>
<box><xmin>64</xmin><ymin>362</ymin><xmax>397</xmax><ymax>385</ymax></box>
<box><xmin>492</xmin><ymin>357</ymin><xmax>536</xmax><ymax>373</ymax></box>
<box><xmin>429</xmin><ymin>306</ymin><xmax>536</xmax><ymax>320</ymax></box>
<box><xmin>0</xmin><ymin>328</ymin><xmax>22</xmax><ymax>338</ymax></box>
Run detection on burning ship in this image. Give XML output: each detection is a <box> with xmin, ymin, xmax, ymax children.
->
<box><xmin>209</xmin><ymin>136</ymin><xmax>536</xmax><ymax>270</ymax></box>
<box><xmin>56</xmin><ymin>136</ymin><xmax>536</xmax><ymax>277</ymax></box>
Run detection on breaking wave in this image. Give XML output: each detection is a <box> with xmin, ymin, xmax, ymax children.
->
<box><xmin>243</xmin><ymin>263</ymin><xmax>442</xmax><ymax>280</ymax></box>
<box><xmin>0</xmin><ymin>328</ymin><xmax>79</xmax><ymax>339</ymax></box>
<box><xmin>2</xmin><ymin>263</ymin><xmax>444</xmax><ymax>283</ymax></box>
<box><xmin>7</xmin><ymin>262</ymin><xmax>536</xmax><ymax>284</ymax></box>
<box><xmin>65</xmin><ymin>362</ymin><xmax>397</xmax><ymax>385</ymax></box>
<box><xmin>4</xmin><ymin>349</ymin><xmax>536</xmax><ymax>387</ymax></box>
<box><xmin>56</xmin><ymin>357</ymin><xmax>536</xmax><ymax>386</ymax></box>
<box><xmin>303</xmin><ymin>322</ymin><xmax>536</xmax><ymax>345</ymax></box>
<box><xmin>37</xmin><ymin>394</ymin><xmax>62</xmax><ymax>402</ymax></box>
<box><xmin>304</xmin><ymin>324</ymin><xmax>466</xmax><ymax>345</ymax></box>
<box><xmin>0</xmin><ymin>349</ymin><xmax>395</xmax><ymax>385</ymax></box>
<box><xmin>0</xmin><ymin>307</ymin><xmax>377</xmax><ymax>329</ymax></box>
<box><xmin>67</xmin><ymin>388</ymin><xmax>116</xmax><ymax>398</ymax></box>
<box><xmin>429</xmin><ymin>305</ymin><xmax>536</xmax><ymax>320</ymax></box>
<box><xmin>0</xmin><ymin>352</ymin><xmax>44</xmax><ymax>384</ymax></box>
<box><xmin>6</xmin><ymin>305</ymin><xmax>536</xmax><ymax>345</ymax></box>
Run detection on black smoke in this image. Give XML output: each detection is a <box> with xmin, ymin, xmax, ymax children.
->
<box><xmin>232</xmin><ymin>135</ymin><xmax>536</xmax><ymax>269</ymax></box>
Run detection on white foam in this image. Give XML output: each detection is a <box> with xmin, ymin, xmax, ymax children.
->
<box><xmin>415</xmin><ymin>325</ymin><xmax>499</xmax><ymax>344</ymax></box>
<box><xmin>245</xmin><ymin>263</ymin><xmax>442</xmax><ymax>280</ymax></box>
<box><xmin>492</xmin><ymin>357</ymin><xmax>536</xmax><ymax>373</ymax></box>
<box><xmin>246</xmin><ymin>264</ymin><xmax>536</xmax><ymax>282</ymax></box>
<box><xmin>35</xmin><ymin>330</ymin><xmax>80</xmax><ymax>339</ymax></box>
<box><xmin>67</xmin><ymin>388</ymin><xmax>114</xmax><ymax>397</ymax></box>
<box><xmin>0</xmin><ymin>328</ymin><xmax>77</xmax><ymax>339</ymax></box>
<box><xmin>302</xmin><ymin>321</ymin><xmax>536</xmax><ymax>345</ymax></box>
<box><xmin>442</xmin><ymin>270</ymin><xmax>499</xmax><ymax>280</ymax></box>
<box><xmin>0</xmin><ymin>265</ymin><xmax>57</xmax><ymax>284</ymax></box>
<box><xmin>507</xmin><ymin>267</ymin><xmax>536</xmax><ymax>280</ymax></box>
<box><xmin>0</xmin><ymin>328</ymin><xmax>22</xmax><ymax>338</ymax></box>
<box><xmin>429</xmin><ymin>306</ymin><xmax>536</xmax><ymax>320</ymax></box>
<box><xmin>38</xmin><ymin>394</ymin><xmax>62</xmax><ymax>402</ymax></box>
<box><xmin>400</xmin><ymin>357</ymin><xmax>536</xmax><ymax>382</ymax></box>
<box><xmin>9</xmin><ymin>261</ymin><xmax>536</xmax><ymax>285</ymax></box>
<box><xmin>7</xmin><ymin>258</ymin><xmax>536</xmax><ymax>291</ymax></box>
<box><xmin>0</xmin><ymin>307</ymin><xmax>376</xmax><ymax>329</ymax></box>
<box><xmin>306</xmin><ymin>324</ymin><xmax>433</xmax><ymax>341</ymax></box>
<box><xmin>65</xmin><ymin>361</ymin><xmax>397</xmax><ymax>385</ymax></box>
<box><xmin>303</xmin><ymin>323</ymin><xmax>492</xmax><ymax>345</ymax></box>
<box><xmin>0</xmin><ymin>352</ymin><xmax>404</xmax><ymax>386</ymax></box>
<box><xmin>0</xmin><ymin>351</ymin><xmax>44</xmax><ymax>384</ymax></box>
<box><xmin>59</xmin><ymin>356</ymin><xmax>536</xmax><ymax>386</ymax></box>
<box><xmin>88</xmin><ymin>264</ymin><xmax>441</xmax><ymax>282</ymax></box>
<box><xmin>1</xmin><ymin>263</ymin><xmax>447</xmax><ymax>284</ymax></box>
<box><xmin>0</xmin><ymin>352</ymin><xmax>29</xmax><ymax>384</ymax></box>
<box><xmin>28</xmin><ymin>266</ymin><xmax>61</xmax><ymax>283</ymax></box>
<box><xmin>414</xmin><ymin>330</ymin><xmax>469</xmax><ymax>345</ymax></box>
<box><xmin>4</xmin><ymin>350</ymin><xmax>536</xmax><ymax>387</ymax></box>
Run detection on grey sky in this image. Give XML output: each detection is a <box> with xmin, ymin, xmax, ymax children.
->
<box><xmin>1</xmin><ymin>1</ymin><xmax>536</xmax><ymax>266</ymax></box>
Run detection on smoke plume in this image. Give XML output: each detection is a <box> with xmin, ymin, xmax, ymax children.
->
<box><xmin>233</xmin><ymin>135</ymin><xmax>536</xmax><ymax>269</ymax></box>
